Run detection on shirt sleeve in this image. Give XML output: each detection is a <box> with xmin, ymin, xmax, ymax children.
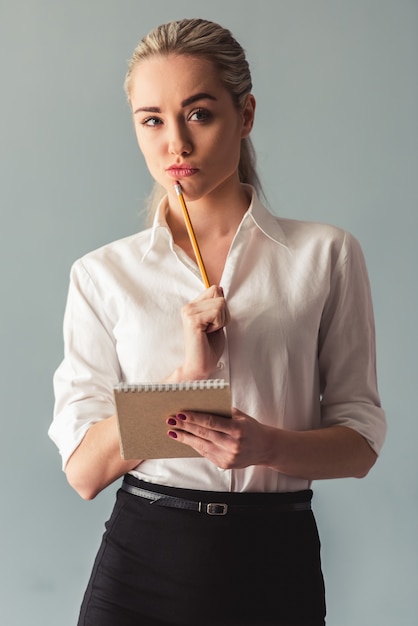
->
<box><xmin>318</xmin><ymin>232</ymin><xmax>387</xmax><ymax>454</ymax></box>
<box><xmin>48</xmin><ymin>259</ymin><xmax>121</xmax><ymax>469</ymax></box>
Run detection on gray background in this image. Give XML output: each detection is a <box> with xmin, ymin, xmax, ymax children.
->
<box><xmin>1</xmin><ymin>1</ymin><xmax>416</xmax><ymax>624</ymax></box>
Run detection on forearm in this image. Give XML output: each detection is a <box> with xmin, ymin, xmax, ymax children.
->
<box><xmin>164</xmin><ymin>286</ymin><xmax>229</xmax><ymax>382</ymax></box>
<box><xmin>65</xmin><ymin>415</ymin><xmax>141</xmax><ymax>500</ymax></box>
<box><xmin>263</xmin><ymin>425</ymin><xmax>377</xmax><ymax>480</ymax></box>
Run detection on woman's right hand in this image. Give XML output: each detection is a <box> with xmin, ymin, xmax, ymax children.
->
<box><xmin>66</xmin><ymin>286</ymin><xmax>228</xmax><ymax>499</ymax></box>
<box><xmin>168</xmin><ymin>285</ymin><xmax>230</xmax><ymax>382</ymax></box>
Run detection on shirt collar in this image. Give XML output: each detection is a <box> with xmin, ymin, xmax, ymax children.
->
<box><xmin>141</xmin><ymin>185</ymin><xmax>289</xmax><ymax>261</ymax></box>
<box><xmin>141</xmin><ymin>196</ymin><xmax>172</xmax><ymax>261</ymax></box>
<box><xmin>241</xmin><ymin>185</ymin><xmax>289</xmax><ymax>249</ymax></box>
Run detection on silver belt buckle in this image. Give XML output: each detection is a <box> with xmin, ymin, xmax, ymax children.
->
<box><xmin>206</xmin><ymin>502</ymin><xmax>228</xmax><ymax>515</ymax></box>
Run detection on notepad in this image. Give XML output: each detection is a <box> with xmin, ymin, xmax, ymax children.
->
<box><xmin>114</xmin><ymin>379</ymin><xmax>231</xmax><ymax>460</ymax></box>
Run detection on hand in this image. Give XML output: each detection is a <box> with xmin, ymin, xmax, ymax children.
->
<box><xmin>174</xmin><ymin>285</ymin><xmax>230</xmax><ymax>381</ymax></box>
<box><xmin>166</xmin><ymin>412</ymin><xmax>379</xmax><ymax>481</ymax></box>
<box><xmin>166</xmin><ymin>408</ymin><xmax>271</xmax><ymax>469</ymax></box>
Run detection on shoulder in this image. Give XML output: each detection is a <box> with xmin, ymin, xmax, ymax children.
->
<box><xmin>276</xmin><ymin>215</ymin><xmax>363</xmax><ymax>261</ymax></box>
<box><xmin>265</xmin><ymin>213</ymin><xmax>367</xmax><ymax>280</ymax></box>
<box><xmin>276</xmin><ymin>215</ymin><xmax>347</xmax><ymax>246</ymax></box>
<box><xmin>251</xmin><ymin>191</ymin><xmax>350</xmax><ymax>253</ymax></box>
<box><xmin>70</xmin><ymin>228</ymin><xmax>153</xmax><ymax>279</ymax></box>
<box><xmin>251</xmin><ymin>192</ymin><xmax>363</xmax><ymax>268</ymax></box>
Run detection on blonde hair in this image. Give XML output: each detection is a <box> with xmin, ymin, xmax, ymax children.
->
<box><xmin>125</xmin><ymin>18</ymin><xmax>263</xmax><ymax>215</ymax></box>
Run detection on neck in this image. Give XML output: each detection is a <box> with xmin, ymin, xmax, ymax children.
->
<box><xmin>166</xmin><ymin>182</ymin><xmax>251</xmax><ymax>242</ymax></box>
<box><xmin>164</xmin><ymin>182</ymin><xmax>252</xmax><ymax>286</ymax></box>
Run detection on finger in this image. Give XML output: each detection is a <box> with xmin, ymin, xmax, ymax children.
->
<box><xmin>183</xmin><ymin>295</ymin><xmax>226</xmax><ymax>315</ymax></box>
<box><xmin>193</xmin><ymin>285</ymin><xmax>223</xmax><ymax>303</ymax></box>
<box><xmin>167</xmin><ymin>422</ymin><xmax>229</xmax><ymax>453</ymax></box>
<box><xmin>189</xmin><ymin>287</ymin><xmax>228</xmax><ymax>317</ymax></box>
<box><xmin>182</xmin><ymin>301</ymin><xmax>229</xmax><ymax>332</ymax></box>
<box><xmin>169</xmin><ymin>412</ymin><xmax>234</xmax><ymax>435</ymax></box>
<box><xmin>166</xmin><ymin>419</ymin><xmax>241</xmax><ymax>468</ymax></box>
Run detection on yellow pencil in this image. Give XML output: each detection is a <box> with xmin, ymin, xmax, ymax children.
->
<box><xmin>174</xmin><ymin>182</ymin><xmax>211</xmax><ymax>288</ymax></box>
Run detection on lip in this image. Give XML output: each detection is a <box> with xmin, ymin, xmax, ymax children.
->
<box><xmin>166</xmin><ymin>165</ymin><xmax>199</xmax><ymax>179</ymax></box>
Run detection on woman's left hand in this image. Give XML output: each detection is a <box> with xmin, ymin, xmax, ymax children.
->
<box><xmin>166</xmin><ymin>408</ymin><xmax>271</xmax><ymax>469</ymax></box>
<box><xmin>165</xmin><ymin>409</ymin><xmax>379</xmax><ymax>479</ymax></box>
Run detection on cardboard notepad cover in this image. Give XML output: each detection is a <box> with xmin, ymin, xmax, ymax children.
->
<box><xmin>114</xmin><ymin>380</ymin><xmax>231</xmax><ymax>459</ymax></box>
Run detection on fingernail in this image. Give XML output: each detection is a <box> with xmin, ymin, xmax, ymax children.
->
<box><xmin>176</xmin><ymin>413</ymin><xmax>186</xmax><ymax>421</ymax></box>
<box><xmin>167</xmin><ymin>417</ymin><xmax>176</xmax><ymax>425</ymax></box>
<box><xmin>168</xmin><ymin>431</ymin><xmax>178</xmax><ymax>439</ymax></box>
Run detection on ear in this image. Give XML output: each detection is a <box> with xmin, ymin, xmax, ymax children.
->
<box><xmin>240</xmin><ymin>94</ymin><xmax>256</xmax><ymax>138</ymax></box>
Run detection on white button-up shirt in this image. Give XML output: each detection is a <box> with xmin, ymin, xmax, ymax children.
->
<box><xmin>49</xmin><ymin>187</ymin><xmax>386</xmax><ymax>493</ymax></box>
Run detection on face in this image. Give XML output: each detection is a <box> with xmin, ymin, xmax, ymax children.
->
<box><xmin>129</xmin><ymin>54</ymin><xmax>255</xmax><ymax>203</ymax></box>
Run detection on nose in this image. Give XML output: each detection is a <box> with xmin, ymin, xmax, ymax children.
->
<box><xmin>168</xmin><ymin>122</ymin><xmax>192</xmax><ymax>157</ymax></box>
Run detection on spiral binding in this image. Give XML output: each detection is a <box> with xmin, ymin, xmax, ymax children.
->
<box><xmin>115</xmin><ymin>379</ymin><xmax>229</xmax><ymax>393</ymax></box>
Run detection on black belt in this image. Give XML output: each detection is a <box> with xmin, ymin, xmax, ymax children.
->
<box><xmin>121</xmin><ymin>479</ymin><xmax>312</xmax><ymax>516</ymax></box>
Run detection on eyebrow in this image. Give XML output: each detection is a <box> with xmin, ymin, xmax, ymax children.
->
<box><xmin>134</xmin><ymin>92</ymin><xmax>217</xmax><ymax>115</ymax></box>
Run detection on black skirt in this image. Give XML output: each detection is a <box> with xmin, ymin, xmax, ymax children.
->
<box><xmin>78</xmin><ymin>476</ymin><xmax>326</xmax><ymax>626</ymax></box>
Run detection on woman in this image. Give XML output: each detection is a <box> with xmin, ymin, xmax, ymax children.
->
<box><xmin>49</xmin><ymin>18</ymin><xmax>387</xmax><ymax>626</ymax></box>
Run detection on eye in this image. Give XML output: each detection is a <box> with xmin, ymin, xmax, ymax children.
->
<box><xmin>189</xmin><ymin>108</ymin><xmax>212</xmax><ymax>122</ymax></box>
<box><xmin>141</xmin><ymin>116</ymin><xmax>163</xmax><ymax>127</ymax></box>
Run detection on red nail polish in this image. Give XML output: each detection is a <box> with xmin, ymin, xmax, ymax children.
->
<box><xmin>176</xmin><ymin>413</ymin><xmax>186</xmax><ymax>421</ymax></box>
<box><xmin>167</xmin><ymin>417</ymin><xmax>176</xmax><ymax>425</ymax></box>
<box><xmin>168</xmin><ymin>431</ymin><xmax>178</xmax><ymax>439</ymax></box>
